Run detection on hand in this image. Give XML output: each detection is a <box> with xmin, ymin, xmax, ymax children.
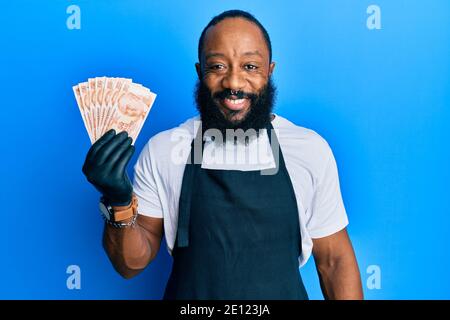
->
<box><xmin>82</xmin><ymin>129</ymin><xmax>135</xmax><ymax>206</ymax></box>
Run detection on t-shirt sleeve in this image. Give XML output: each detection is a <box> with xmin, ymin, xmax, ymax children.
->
<box><xmin>132</xmin><ymin>141</ymin><xmax>164</xmax><ymax>218</ymax></box>
<box><xmin>307</xmin><ymin>144</ymin><xmax>349</xmax><ymax>239</ymax></box>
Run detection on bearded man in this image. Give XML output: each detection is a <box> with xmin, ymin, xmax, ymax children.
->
<box><xmin>82</xmin><ymin>9</ymin><xmax>363</xmax><ymax>300</ymax></box>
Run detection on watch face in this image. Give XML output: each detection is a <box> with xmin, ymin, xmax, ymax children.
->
<box><xmin>99</xmin><ymin>202</ymin><xmax>111</xmax><ymax>221</ymax></box>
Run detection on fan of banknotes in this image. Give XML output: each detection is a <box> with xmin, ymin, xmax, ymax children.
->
<box><xmin>72</xmin><ymin>77</ymin><xmax>157</xmax><ymax>144</ymax></box>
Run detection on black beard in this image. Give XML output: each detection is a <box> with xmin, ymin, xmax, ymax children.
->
<box><xmin>194</xmin><ymin>78</ymin><xmax>276</xmax><ymax>137</ymax></box>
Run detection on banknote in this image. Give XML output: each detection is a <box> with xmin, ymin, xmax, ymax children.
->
<box><xmin>73</xmin><ymin>77</ymin><xmax>156</xmax><ymax>144</ymax></box>
<box><xmin>72</xmin><ymin>84</ymin><xmax>94</xmax><ymax>143</ymax></box>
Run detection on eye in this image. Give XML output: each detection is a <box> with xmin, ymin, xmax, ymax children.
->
<box><xmin>208</xmin><ymin>64</ymin><xmax>225</xmax><ymax>70</ymax></box>
<box><xmin>244</xmin><ymin>64</ymin><xmax>258</xmax><ymax>71</ymax></box>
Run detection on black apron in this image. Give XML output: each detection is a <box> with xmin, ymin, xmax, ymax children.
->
<box><xmin>163</xmin><ymin>121</ymin><xmax>308</xmax><ymax>300</ymax></box>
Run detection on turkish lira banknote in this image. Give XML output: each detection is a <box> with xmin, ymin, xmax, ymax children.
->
<box><xmin>73</xmin><ymin>77</ymin><xmax>156</xmax><ymax>144</ymax></box>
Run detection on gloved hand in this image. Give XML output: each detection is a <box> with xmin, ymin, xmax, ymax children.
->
<box><xmin>82</xmin><ymin>129</ymin><xmax>135</xmax><ymax>206</ymax></box>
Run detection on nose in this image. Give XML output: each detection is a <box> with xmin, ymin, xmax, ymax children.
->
<box><xmin>221</xmin><ymin>68</ymin><xmax>246</xmax><ymax>92</ymax></box>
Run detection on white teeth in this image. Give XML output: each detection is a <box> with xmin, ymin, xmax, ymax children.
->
<box><xmin>226</xmin><ymin>98</ymin><xmax>245</xmax><ymax>105</ymax></box>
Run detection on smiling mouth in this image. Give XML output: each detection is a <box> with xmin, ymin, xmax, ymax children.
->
<box><xmin>221</xmin><ymin>97</ymin><xmax>250</xmax><ymax>111</ymax></box>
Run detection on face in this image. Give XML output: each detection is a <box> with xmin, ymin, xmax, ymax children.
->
<box><xmin>195</xmin><ymin>17</ymin><xmax>276</xmax><ymax>131</ymax></box>
<box><xmin>118</xmin><ymin>92</ymin><xmax>147</xmax><ymax>118</ymax></box>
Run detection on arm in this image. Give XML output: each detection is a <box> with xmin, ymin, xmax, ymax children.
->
<box><xmin>312</xmin><ymin>228</ymin><xmax>363</xmax><ymax>300</ymax></box>
<box><xmin>82</xmin><ymin>129</ymin><xmax>163</xmax><ymax>279</ymax></box>
<box><xmin>103</xmin><ymin>214</ymin><xmax>163</xmax><ymax>279</ymax></box>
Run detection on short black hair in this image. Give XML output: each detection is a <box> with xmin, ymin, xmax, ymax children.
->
<box><xmin>198</xmin><ymin>9</ymin><xmax>272</xmax><ymax>63</ymax></box>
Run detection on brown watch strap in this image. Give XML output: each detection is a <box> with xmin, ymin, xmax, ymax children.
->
<box><xmin>111</xmin><ymin>194</ymin><xmax>138</xmax><ymax>222</ymax></box>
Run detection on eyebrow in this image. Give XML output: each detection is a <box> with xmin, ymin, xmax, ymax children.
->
<box><xmin>205</xmin><ymin>50</ymin><xmax>264</xmax><ymax>60</ymax></box>
<box><xmin>243</xmin><ymin>50</ymin><xmax>263</xmax><ymax>58</ymax></box>
<box><xmin>205</xmin><ymin>52</ymin><xmax>226</xmax><ymax>60</ymax></box>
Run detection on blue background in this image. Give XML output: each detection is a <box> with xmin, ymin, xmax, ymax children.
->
<box><xmin>1</xmin><ymin>0</ymin><xmax>449</xmax><ymax>299</ymax></box>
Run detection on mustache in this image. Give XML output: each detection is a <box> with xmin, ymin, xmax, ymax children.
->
<box><xmin>212</xmin><ymin>89</ymin><xmax>258</xmax><ymax>101</ymax></box>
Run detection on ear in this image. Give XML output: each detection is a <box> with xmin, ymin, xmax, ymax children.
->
<box><xmin>268</xmin><ymin>61</ymin><xmax>276</xmax><ymax>77</ymax></box>
<box><xmin>195</xmin><ymin>63</ymin><xmax>202</xmax><ymax>80</ymax></box>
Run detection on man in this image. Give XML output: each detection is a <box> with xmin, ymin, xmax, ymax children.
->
<box><xmin>82</xmin><ymin>10</ymin><xmax>363</xmax><ymax>300</ymax></box>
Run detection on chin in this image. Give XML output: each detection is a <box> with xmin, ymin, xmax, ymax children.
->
<box><xmin>221</xmin><ymin>108</ymin><xmax>250</xmax><ymax>124</ymax></box>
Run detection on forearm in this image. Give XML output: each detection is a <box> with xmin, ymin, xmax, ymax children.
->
<box><xmin>317</xmin><ymin>255</ymin><xmax>364</xmax><ymax>300</ymax></box>
<box><xmin>102</xmin><ymin>220</ymin><xmax>153</xmax><ymax>279</ymax></box>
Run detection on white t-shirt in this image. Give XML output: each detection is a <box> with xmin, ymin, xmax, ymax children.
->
<box><xmin>132</xmin><ymin>114</ymin><xmax>348</xmax><ymax>267</ymax></box>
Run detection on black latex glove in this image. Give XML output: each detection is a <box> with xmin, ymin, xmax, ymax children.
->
<box><xmin>82</xmin><ymin>129</ymin><xmax>135</xmax><ymax>206</ymax></box>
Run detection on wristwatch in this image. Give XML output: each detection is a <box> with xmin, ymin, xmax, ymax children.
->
<box><xmin>99</xmin><ymin>194</ymin><xmax>138</xmax><ymax>225</ymax></box>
